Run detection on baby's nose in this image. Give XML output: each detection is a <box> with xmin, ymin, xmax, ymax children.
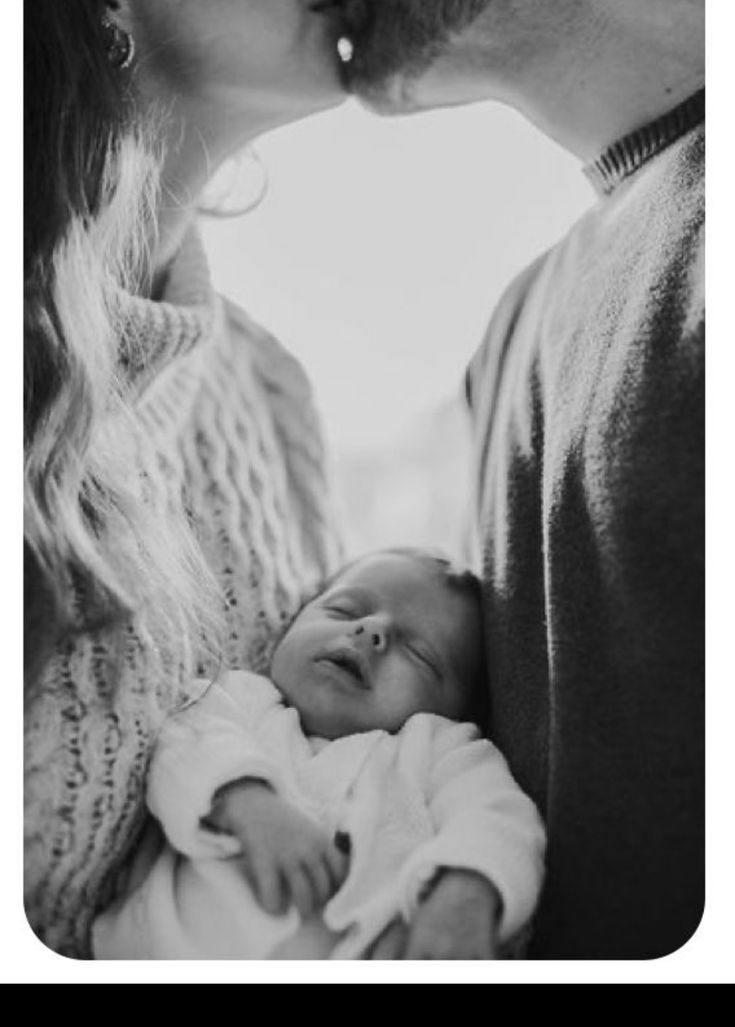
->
<box><xmin>353</xmin><ymin>617</ymin><xmax>388</xmax><ymax>652</ymax></box>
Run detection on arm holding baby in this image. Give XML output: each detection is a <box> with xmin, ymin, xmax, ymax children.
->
<box><xmin>367</xmin><ymin>719</ymin><xmax>546</xmax><ymax>960</ymax></box>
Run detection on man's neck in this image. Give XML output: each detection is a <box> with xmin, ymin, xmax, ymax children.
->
<box><xmin>516</xmin><ymin>0</ymin><xmax>705</xmax><ymax>162</ymax></box>
<box><xmin>413</xmin><ymin>0</ymin><xmax>705</xmax><ymax>163</ymax></box>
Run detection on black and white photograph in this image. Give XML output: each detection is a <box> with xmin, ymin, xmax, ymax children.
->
<box><xmin>18</xmin><ymin>0</ymin><xmax>723</xmax><ymax>982</ymax></box>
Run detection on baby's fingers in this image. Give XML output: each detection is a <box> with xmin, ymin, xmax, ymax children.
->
<box><xmin>303</xmin><ymin>853</ymin><xmax>333</xmax><ymax>909</ymax></box>
<box><xmin>286</xmin><ymin>863</ymin><xmax>319</xmax><ymax>919</ymax></box>
<box><xmin>248</xmin><ymin>855</ymin><xmax>288</xmax><ymax>917</ymax></box>
<box><xmin>324</xmin><ymin>836</ymin><xmax>350</xmax><ymax>892</ymax></box>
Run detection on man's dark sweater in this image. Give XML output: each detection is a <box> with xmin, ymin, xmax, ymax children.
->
<box><xmin>467</xmin><ymin>94</ymin><xmax>704</xmax><ymax>959</ymax></box>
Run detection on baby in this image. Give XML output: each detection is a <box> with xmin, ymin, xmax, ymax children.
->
<box><xmin>93</xmin><ymin>548</ymin><xmax>546</xmax><ymax>960</ymax></box>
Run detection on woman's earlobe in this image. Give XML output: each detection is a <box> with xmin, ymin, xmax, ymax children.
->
<box><xmin>102</xmin><ymin>2</ymin><xmax>136</xmax><ymax>70</ymax></box>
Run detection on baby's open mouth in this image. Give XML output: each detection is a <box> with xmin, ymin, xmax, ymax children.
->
<box><xmin>316</xmin><ymin>648</ymin><xmax>370</xmax><ymax>689</ymax></box>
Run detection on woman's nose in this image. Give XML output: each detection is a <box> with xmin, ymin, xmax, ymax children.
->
<box><xmin>353</xmin><ymin>617</ymin><xmax>388</xmax><ymax>653</ymax></box>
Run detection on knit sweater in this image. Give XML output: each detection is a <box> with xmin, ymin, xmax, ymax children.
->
<box><xmin>466</xmin><ymin>92</ymin><xmax>704</xmax><ymax>959</ymax></box>
<box><xmin>24</xmin><ymin>227</ymin><xmax>342</xmax><ymax>958</ymax></box>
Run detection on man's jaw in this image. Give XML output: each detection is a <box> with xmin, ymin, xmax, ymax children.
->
<box><xmin>336</xmin><ymin>1</ymin><xmax>441</xmax><ymax>109</ymax></box>
<box><xmin>336</xmin><ymin>0</ymin><xmax>495</xmax><ymax>116</ymax></box>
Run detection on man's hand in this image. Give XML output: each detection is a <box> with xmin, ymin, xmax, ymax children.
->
<box><xmin>202</xmin><ymin>778</ymin><xmax>349</xmax><ymax>918</ymax></box>
<box><xmin>365</xmin><ymin>868</ymin><xmax>503</xmax><ymax>959</ymax></box>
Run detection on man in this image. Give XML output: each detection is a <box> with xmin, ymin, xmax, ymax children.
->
<box><xmin>340</xmin><ymin>0</ymin><xmax>705</xmax><ymax>959</ymax></box>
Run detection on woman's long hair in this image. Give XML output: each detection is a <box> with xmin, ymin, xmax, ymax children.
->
<box><xmin>24</xmin><ymin>1</ymin><xmax>220</xmax><ymax>683</ymax></box>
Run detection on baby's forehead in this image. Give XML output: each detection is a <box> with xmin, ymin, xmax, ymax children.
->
<box><xmin>329</xmin><ymin>551</ymin><xmax>450</xmax><ymax>596</ymax></box>
<box><xmin>324</xmin><ymin>552</ymin><xmax>480</xmax><ymax>651</ymax></box>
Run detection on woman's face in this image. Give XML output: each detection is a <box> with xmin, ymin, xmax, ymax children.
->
<box><xmin>129</xmin><ymin>0</ymin><xmax>347</xmax><ymax>126</ymax></box>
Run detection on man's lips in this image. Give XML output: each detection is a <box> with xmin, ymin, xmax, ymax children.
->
<box><xmin>315</xmin><ymin>646</ymin><xmax>371</xmax><ymax>689</ymax></box>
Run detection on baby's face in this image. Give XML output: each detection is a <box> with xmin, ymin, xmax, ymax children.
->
<box><xmin>270</xmin><ymin>553</ymin><xmax>483</xmax><ymax>739</ymax></box>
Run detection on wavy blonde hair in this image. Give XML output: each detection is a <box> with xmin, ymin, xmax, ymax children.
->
<box><xmin>24</xmin><ymin>1</ymin><xmax>221</xmax><ymax>677</ymax></box>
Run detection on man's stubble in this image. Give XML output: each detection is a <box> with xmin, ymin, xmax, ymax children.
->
<box><xmin>341</xmin><ymin>0</ymin><xmax>494</xmax><ymax>108</ymax></box>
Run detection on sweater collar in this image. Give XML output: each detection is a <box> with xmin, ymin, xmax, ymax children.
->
<box><xmin>116</xmin><ymin>225</ymin><xmax>216</xmax><ymax>397</ymax></box>
<box><xmin>583</xmin><ymin>88</ymin><xmax>705</xmax><ymax>197</ymax></box>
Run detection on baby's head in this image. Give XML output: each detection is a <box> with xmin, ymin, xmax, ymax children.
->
<box><xmin>270</xmin><ymin>548</ymin><xmax>487</xmax><ymax>740</ymax></box>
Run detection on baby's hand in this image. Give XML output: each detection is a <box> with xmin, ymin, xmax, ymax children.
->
<box><xmin>203</xmin><ymin>779</ymin><xmax>349</xmax><ymax>918</ymax></box>
<box><xmin>366</xmin><ymin>868</ymin><xmax>502</xmax><ymax>960</ymax></box>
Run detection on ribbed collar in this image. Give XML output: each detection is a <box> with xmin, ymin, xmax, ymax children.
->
<box><xmin>583</xmin><ymin>88</ymin><xmax>705</xmax><ymax>197</ymax></box>
<box><xmin>116</xmin><ymin>225</ymin><xmax>216</xmax><ymax>398</ymax></box>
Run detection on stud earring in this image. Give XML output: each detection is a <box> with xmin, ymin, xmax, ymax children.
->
<box><xmin>101</xmin><ymin>7</ymin><xmax>135</xmax><ymax>70</ymax></box>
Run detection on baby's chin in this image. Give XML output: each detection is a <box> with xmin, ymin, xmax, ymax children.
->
<box><xmin>296</xmin><ymin>704</ymin><xmax>358</xmax><ymax>741</ymax></box>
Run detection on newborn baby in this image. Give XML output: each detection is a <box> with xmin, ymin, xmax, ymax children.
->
<box><xmin>94</xmin><ymin>548</ymin><xmax>546</xmax><ymax>960</ymax></box>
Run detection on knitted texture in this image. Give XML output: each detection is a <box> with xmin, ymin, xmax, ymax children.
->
<box><xmin>583</xmin><ymin>88</ymin><xmax>705</xmax><ymax>196</ymax></box>
<box><xmin>24</xmin><ymin>228</ymin><xmax>342</xmax><ymax>957</ymax></box>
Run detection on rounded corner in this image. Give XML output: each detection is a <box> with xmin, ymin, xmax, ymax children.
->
<box><xmin>22</xmin><ymin>899</ymin><xmax>89</xmax><ymax>963</ymax></box>
<box><xmin>644</xmin><ymin>894</ymin><xmax>707</xmax><ymax>962</ymax></box>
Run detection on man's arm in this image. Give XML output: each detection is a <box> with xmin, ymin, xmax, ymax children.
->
<box><xmin>368</xmin><ymin>719</ymin><xmax>545</xmax><ymax>959</ymax></box>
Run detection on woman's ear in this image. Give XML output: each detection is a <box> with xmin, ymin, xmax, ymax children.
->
<box><xmin>101</xmin><ymin>1</ymin><xmax>136</xmax><ymax>70</ymax></box>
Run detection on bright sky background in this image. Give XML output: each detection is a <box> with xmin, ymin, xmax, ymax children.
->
<box><xmin>202</xmin><ymin>98</ymin><xmax>594</xmax><ymax>457</ymax></box>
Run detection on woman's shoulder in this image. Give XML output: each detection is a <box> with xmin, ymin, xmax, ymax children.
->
<box><xmin>216</xmin><ymin>296</ymin><xmax>315</xmax><ymax>407</ymax></box>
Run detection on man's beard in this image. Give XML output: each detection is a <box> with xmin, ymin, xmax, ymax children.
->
<box><xmin>338</xmin><ymin>0</ymin><xmax>493</xmax><ymax>106</ymax></box>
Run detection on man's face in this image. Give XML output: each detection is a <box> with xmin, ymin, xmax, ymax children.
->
<box><xmin>338</xmin><ymin>0</ymin><xmax>495</xmax><ymax>109</ymax></box>
<box><xmin>270</xmin><ymin>553</ymin><xmax>482</xmax><ymax>739</ymax></box>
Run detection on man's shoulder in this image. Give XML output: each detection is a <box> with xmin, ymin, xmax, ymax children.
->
<box><xmin>664</xmin><ymin>123</ymin><xmax>705</xmax><ymax>202</ymax></box>
<box><xmin>465</xmin><ymin>249</ymin><xmax>553</xmax><ymax>402</ymax></box>
<box><xmin>468</xmin><ymin>125</ymin><xmax>705</xmax><ymax>387</ymax></box>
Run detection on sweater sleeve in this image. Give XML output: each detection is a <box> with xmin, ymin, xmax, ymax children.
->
<box><xmin>398</xmin><ymin>720</ymin><xmax>547</xmax><ymax>943</ymax></box>
<box><xmin>146</xmin><ymin>670</ymin><xmax>290</xmax><ymax>858</ymax></box>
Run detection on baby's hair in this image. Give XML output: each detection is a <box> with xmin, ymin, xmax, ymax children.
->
<box><xmin>274</xmin><ymin>546</ymin><xmax>492</xmax><ymax>735</ymax></box>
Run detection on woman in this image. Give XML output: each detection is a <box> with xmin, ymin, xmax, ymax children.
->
<box><xmin>24</xmin><ymin>0</ymin><xmax>348</xmax><ymax>957</ymax></box>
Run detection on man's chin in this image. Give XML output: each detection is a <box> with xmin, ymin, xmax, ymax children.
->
<box><xmin>341</xmin><ymin>40</ymin><xmax>439</xmax><ymax>115</ymax></box>
<box><xmin>338</xmin><ymin>0</ymin><xmax>493</xmax><ymax>113</ymax></box>
<box><xmin>344</xmin><ymin>66</ymin><xmax>424</xmax><ymax>115</ymax></box>
<box><xmin>336</xmin><ymin>0</ymin><xmax>442</xmax><ymax>112</ymax></box>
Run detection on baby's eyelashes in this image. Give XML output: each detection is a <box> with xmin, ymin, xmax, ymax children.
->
<box><xmin>404</xmin><ymin>641</ymin><xmax>442</xmax><ymax>680</ymax></box>
<box><xmin>323</xmin><ymin>602</ymin><xmax>359</xmax><ymax>618</ymax></box>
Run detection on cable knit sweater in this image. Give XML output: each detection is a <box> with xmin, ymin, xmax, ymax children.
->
<box><xmin>93</xmin><ymin>670</ymin><xmax>546</xmax><ymax>960</ymax></box>
<box><xmin>24</xmin><ymin>228</ymin><xmax>342</xmax><ymax>958</ymax></box>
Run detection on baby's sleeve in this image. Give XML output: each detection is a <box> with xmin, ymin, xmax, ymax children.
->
<box><xmin>146</xmin><ymin>670</ymin><xmax>290</xmax><ymax>859</ymax></box>
<box><xmin>399</xmin><ymin>720</ymin><xmax>547</xmax><ymax>945</ymax></box>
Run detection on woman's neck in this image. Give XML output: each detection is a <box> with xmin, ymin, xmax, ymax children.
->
<box><xmin>141</xmin><ymin>73</ymin><xmax>286</xmax><ymax>295</ymax></box>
